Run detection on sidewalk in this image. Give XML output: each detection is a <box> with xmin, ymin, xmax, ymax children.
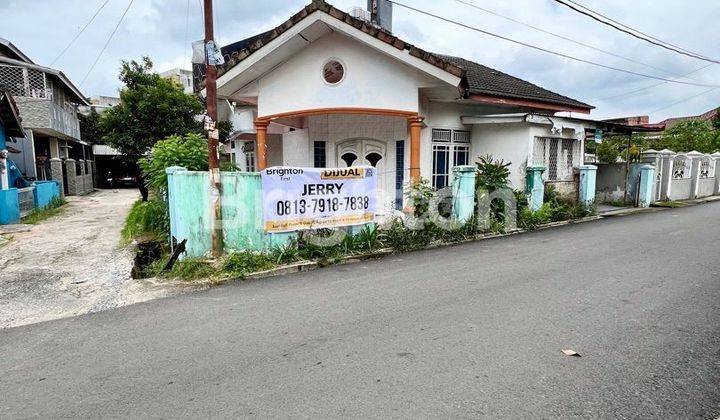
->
<box><xmin>0</xmin><ymin>189</ymin><xmax>192</xmax><ymax>329</ymax></box>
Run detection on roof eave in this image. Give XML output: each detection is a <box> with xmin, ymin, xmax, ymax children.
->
<box><xmin>468</xmin><ymin>92</ymin><xmax>593</xmax><ymax>114</ymax></box>
<box><xmin>207</xmin><ymin>1</ymin><xmax>465</xmax><ymax>94</ymax></box>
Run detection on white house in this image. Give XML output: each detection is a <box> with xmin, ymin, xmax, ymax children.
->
<box><xmin>198</xmin><ymin>0</ymin><xmax>599</xmax><ymax>210</ymax></box>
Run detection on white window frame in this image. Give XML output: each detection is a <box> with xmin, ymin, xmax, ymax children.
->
<box><xmin>431</xmin><ymin>128</ymin><xmax>471</xmax><ymax>188</ymax></box>
<box><xmin>242</xmin><ymin>141</ymin><xmax>256</xmax><ymax>172</ymax></box>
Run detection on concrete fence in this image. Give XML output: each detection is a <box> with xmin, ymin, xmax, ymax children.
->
<box><xmin>62</xmin><ymin>158</ymin><xmax>95</xmax><ymax>196</ymax></box>
<box><xmin>0</xmin><ymin>180</ymin><xmax>61</xmax><ymax>224</ymax></box>
<box><xmin>166</xmin><ymin>166</ymin><xmax>479</xmax><ymax>259</ymax></box>
<box><xmin>592</xmin><ymin>149</ymin><xmax>720</xmax><ymax>206</ymax></box>
<box><xmin>641</xmin><ymin>149</ymin><xmax>720</xmax><ymax>202</ymax></box>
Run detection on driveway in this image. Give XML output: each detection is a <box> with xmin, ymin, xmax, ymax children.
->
<box><xmin>0</xmin><ymin>189</ymin><xmax>186</xmax><ymax>328</ymax></box>
<box><xmin>1</xmin><ymin>202</ymin><xmax>718</xmax><ymax>418</ymax></box>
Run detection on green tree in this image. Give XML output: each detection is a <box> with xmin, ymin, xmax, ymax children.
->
<box><xmin>78</xmin><ymin>108</ymin><xmax>105</xmax><ymax>145</ymax></box>
<box><xmin>657</xmin><ymin>120</ymin><xmax>719</xmax><ymax>153</ymax></box>
<box><xmin>712</xmin><ymin>110</ymin><xmax>720</xmax><ymax>130</ymax></box>
<box><xmin>139</xmin><ymin>133</ymin><xmax>209</xmax><ymax>192</ymax></box>
<box><xmin>596</xmin><ymin>140</ymin><xmax>620</xmax><ymax>163</ymax></box>
<box><xmin>101</xmin><ymin>57</ymin><xmax>204</xmax><ymax>199</ymax></box>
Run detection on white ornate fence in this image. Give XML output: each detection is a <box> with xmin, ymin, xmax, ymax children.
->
<box><xmin>641</xmin><ymin>149</ymin><xmax>720</xmax><ymax>202</ymax></box>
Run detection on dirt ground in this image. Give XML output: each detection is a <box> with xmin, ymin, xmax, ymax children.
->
<box><xmin>0</xmin><ymin>189</ymin><xmax>196</xmax><ymax>329</ymax></box>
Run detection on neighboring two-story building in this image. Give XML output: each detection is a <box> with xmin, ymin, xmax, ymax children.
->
<box><xmin>0</xmin><ymin>37</ymin><xmax>90</xmax><ymax>181</ymax></box>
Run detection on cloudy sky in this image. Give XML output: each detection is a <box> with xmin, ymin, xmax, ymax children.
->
<box><xmin>2</xmin><ymin>0</ymin><xmax>719</xmax><ymax>121</ymax></box>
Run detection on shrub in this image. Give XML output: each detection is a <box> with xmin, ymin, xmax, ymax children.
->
<box><xmin>121</xmin><ymin>199</ymin><xmax>169</xmax><ymax>243</ymax></box>
<box><xmin>139</xmin><ymin>133</ymin><xmax>209</xmax><ymax>192</ymax></box>
<box><xmin>475</xmin><ymin>154</ymin><xmax>511</xmax><ymax>192</ymax></box>
<box><xmin>596</xmin><ymin>141</ymin><xmax>620</xmax><ymax>163</ymax></box>
<box><xmin>404</xmin><ymin>178</ymin><xmax>434</xmax><ymax>217</ymax></box>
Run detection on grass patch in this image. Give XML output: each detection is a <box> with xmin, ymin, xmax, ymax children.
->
<box><xmin>652</xmin><ymin>201</ymin><xmax>687</xmax><ymax>208</ymax></box>
<box><xmin>22</xmin><ymin>197</ymin><xmax>66</xmax><ymax>224</ymax></box>
<box><xmin>121</xmin><ymin>199</ymin><xmax>169</xmax><ymax>244</ymax></box>
<box><xmin>223</xmin><ymin>252</ymin><xmax>276</xmax><ymax>279</ymax></box>
<box><xmin>604</xmin><ymin>199</ymin><xmax>627</xmax><ymax>207</ymax></box>
<box><xmin>158</xmin><ymin>258</ymin><xmax>216</xmax><ymax>281</ymax></box>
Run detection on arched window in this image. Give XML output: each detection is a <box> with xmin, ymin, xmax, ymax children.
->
<box><xmin>365</xmin><ymin>152</ymin><xmax>383</xmax><ymax>167</ymax></box>
<box><xmin>341</xmin><ymin>152</ymin><xmax>357</xmax><ymax>167</ymax></box>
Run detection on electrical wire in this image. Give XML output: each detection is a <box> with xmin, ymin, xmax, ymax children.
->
<box><xmin>597</xmin><ymin>63</ymin><xmax>715</xmax><ymax>101</ymax></box>
<box><xmin>647</xmin><ymin>87</ymin><xmax>719</xmax><ymax>115</ymax></box>
<box><xmin>387</xmin><ymin>0</ymin><xmax>720</xmax><ymax>88</ymax></box>
<box><xmin>557</xmin><ymin>0</ymin><xmax>710</xmax><ymax>59</ymax></box>
<box><xmin>551</xmin><ymin>0</ymin><xmax>720</xmax><ymax>64</ymax></box>
<box><xmin>80</xmin><ymin>0</ymin><xmax>135</xmax><ymax>86</ymax></box>
<box><xmin>453</xmin><ymin>0</ymin><xmax>697</xmax><ymax>80</ymax></box>
<box><xmin>50</xmin><ymin>0</ymin><xmax>112</xmax><ymax>66</ymax></box>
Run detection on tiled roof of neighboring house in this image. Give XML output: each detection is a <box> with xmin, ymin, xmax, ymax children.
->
<box><xmin>658</xmin><ymin>106</ymin><xmax>719</xmax><ymax>129</ymax></box>
<box><xmin>0</xmin><ymin>91</ymin><xmax>25</xmax><ymax>137</ymax></box>
<box><xmin>437</xmin><ymin>55</ymin><xmax>593</xmax><ymax>111</ymax></box>
<box><xmin>195</xmin><ymin>0</ymin><xmax>592</xmax><ymax>112</ymax></box>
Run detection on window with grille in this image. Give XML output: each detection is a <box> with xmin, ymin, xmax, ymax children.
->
<box><xmin>431</xmin><ymin>128</ymin><xmax>471</xmax><ymax>188</ymax></box>
<box><xmin>313</xmin><ymin>141</ymin><xmax>326</xmax><ymax>168</ymax></box>
<box><xmin>0</xmin><ymin>65</ymin><xmax>50</xmax><ymax>98</ymax></box>
<box><xmin>533</xmin><ymin>137</ymin><xmax>580</xmax><ymax>181</ymax></box>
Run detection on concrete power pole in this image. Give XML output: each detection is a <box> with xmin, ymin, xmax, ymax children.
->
<box><xmin>204</xmin><ymin>0</ymin><xmax>223</xmax><ymax>257</ymax></box>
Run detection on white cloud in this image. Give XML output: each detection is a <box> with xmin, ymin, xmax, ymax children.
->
<box><xmin>2</xmin><ymin>0</ymin><xmax>718</xmax><ymax>121</ymax></box>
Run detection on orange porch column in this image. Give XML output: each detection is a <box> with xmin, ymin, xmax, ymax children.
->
<box><xmin>408</xmin><ymin>116</ymin><xmax>424</xmax><ymax>184</ymax></box>
<box><xmin>254</xmin><ymin>120</ymin><xmax>269</xmax><ymax>171</ymax></box>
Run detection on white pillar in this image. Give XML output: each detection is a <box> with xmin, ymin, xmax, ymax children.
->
<box><xmin>0</xmin><ymin>150</ymin><xmax>8</xmax><ymax>190</ymax></box>
<box><xmin>712</xmin><ymin>152</ymin><xmax>720</xmax><ymax>195</ymax></box>
<box><xmin>687</xmin><ymin>150</ymin><xmax>703</xmax><ymax>199</ymax></box>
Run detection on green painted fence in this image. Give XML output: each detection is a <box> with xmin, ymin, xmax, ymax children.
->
<box><xmin>166</xmin><ymin>167</ymin><xmax>295</xmax><ymax>258</ymax></box>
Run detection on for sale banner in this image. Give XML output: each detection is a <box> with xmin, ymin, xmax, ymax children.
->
<box><xmin>261</xmin><ymin>167</ymin><xmax>377</xmax><ymax>233</ymax></box>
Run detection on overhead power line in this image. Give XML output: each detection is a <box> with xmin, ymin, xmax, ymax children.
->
<box><xmin>50</xmin><ymin>0</ymin><xmax>112</xmax><ymax>66</ymax></box>
<box><xmin>453</xmin><ymin>0</ymin><xmax>698</xmax><ymax>80</ymax></box>
<box><xmin>647</xmin><ymin>87</ymin><xmax>719</xmax><ymax>115</ymax></box>
<box><xmin>387</xmin><ymin>0</ymin><xmax>720</xmax><ymax>88</ymax></box>
<box><xmin>551</xmin><ymin>0</ymin><xmax>720</xmax><ymax>65</ymax></box>
<box><xmin>598</xmin><ymin>63</ymin><xmax>715</xmax><ymax>101</ymax></box>
<box><xmin>555</xmin><ymin>0</ymin><xmax>709</xmax><ymax>58</ymax></box>
<box><xmin>80</xmin><ymin>0</ymin><xmax>135</xmax><ymax>86</ymax></box>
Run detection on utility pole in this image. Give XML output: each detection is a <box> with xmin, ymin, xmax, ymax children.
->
<box><xmin>204</xmin><ymin>0</ymin><xmax>223</xmax><ymax>257</ymax></box>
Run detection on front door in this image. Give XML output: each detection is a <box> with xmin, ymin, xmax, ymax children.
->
<box><xmin>336</xmin><ymin>139</ymin><xmax>390</xmax><ymax>213</ymax></box>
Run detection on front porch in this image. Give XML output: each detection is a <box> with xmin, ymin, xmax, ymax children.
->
<box><xmin>228</xmin><ymin>108</ymin><xmax>424</xmax><ymax>212</ymax></box>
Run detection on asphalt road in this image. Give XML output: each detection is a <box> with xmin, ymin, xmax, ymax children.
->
<box><xmin>2</xmin><ymin>203</ymin><xmax>720</xmax><ymax>418</ymax></box>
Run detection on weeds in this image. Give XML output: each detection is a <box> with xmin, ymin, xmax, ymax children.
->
<box><xmin>121</xmin><ymin>199</ymin><xmax>169</xmax><ymax>244</ymax></box>
<box><xmin>223</xmin><ymin>252</ymin><xmax>276</xmax><ymax>279</ymax></box>
<box><xmin>162</xmin><ymin>258</ymin><xmax>216</xmax><ymax>281</ymax></box>
<box><xmin>22</xmin><ymin>197</ymin><xmax>66</xmax><ymax>224</ymax></box>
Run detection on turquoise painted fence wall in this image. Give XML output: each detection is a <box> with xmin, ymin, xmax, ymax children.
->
<box><xmin>0</xmin><ymin>188</ymin><xmax>20</xmax><ymax>224</ymax></box>
<box><xmin>34</xmin><ymin>181</ymin><xmax>60</xmax><ymax>209</ymax></box>
<box><xmin>167</xmin><ymin>168</ymin><xmax>295</xmax><ymax>258</ymax></box>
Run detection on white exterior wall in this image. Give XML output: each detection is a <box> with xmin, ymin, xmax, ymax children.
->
<box><xmin>471</xmin><ymin>123</ymin><xmax>533</xmax><ymax>190</ymax></box>
<box><xmin>258</xmin><ymin>32</ymin><xmax>437</xmax><ymax>117</ymax></box>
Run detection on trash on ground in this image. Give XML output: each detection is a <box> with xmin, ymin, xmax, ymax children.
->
<box><xmin>562</xmin><ymin>349</ymin><xmax>581</xmax><ymax>357</ymax></box>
